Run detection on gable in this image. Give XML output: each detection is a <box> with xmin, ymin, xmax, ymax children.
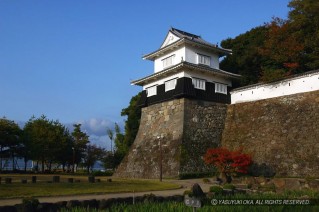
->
<box><xmin>160</xmin><ymin>31</ymin><xmax>180</xmax><ymax>48</ymax></box>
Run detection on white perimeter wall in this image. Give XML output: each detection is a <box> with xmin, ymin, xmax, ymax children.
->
<box><xmin>231</xmin><ymin>71</ymin><xmax>319</xmax><ymax>104</ymax></box>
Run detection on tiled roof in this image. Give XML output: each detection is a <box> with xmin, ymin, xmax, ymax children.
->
<box><xmin>169</xmin><ymin>27</ymin><xmax>217</xmax><ymax>48</ymax></box>
<box><xmin>143</xmin><ymin>28</ymin><xmax>232</xmax><ymax>60</ymax></box>
<box><xmin>231</xmin><ymin>69</ymin><xmax>319</xmax><ymax>92</ymax></box>
<box><xmin>131</xmin><ymin>61</ymin><xmax>241</xmax><ymax>86</ymax></box>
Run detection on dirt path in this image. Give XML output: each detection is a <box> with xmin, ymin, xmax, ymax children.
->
<box><xmin>0</xmin><ymin>179</ymin><xmax>210</xmax><ymax>206</ymax></box>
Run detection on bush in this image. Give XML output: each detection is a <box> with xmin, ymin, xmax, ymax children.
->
<box><xmin>209</xmin><ymin>186</ymin><xmax>223</xmax><ymax>194</ymax></box>
<box><xmin>179</xmin><ymin>172</ymin><xmax>213</xmax><ymax>179</ymax></box>
<box><xmin>92</xmin><ymin>170</ymin><xmax>113</xmax><ymax>176</ymax></box>
<box><xmin>22</xmin><ymin>197</ymin><xmax>39</xmax><ymax>209</ymax></box>
<box><xmin>223</xmin><ymin>184</ymin><xmax>236</xmax><ymax>190</ymax></box>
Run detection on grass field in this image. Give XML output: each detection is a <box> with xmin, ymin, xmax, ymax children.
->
<box><xmin>0</xmin><ymin>174</ymin><xmax>180</xmax><ymax>199</ymax></box>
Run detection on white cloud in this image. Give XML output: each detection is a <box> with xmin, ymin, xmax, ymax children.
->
<box><xmin>78</xmin><ymin>118</ymin><xmax>114</xmax><ymax>136</ymax></box>
<box><xmin>69</xmin><ymin>118</ymin><xmax>124</xmax><ymax>150</ymax></box>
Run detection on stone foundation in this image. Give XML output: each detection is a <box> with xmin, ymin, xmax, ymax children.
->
<box><xmin>114</xmin><ymin>98</ymin><xmax>227</xmax><ymax>178</ymax></box>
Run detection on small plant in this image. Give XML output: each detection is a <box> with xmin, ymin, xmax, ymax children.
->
<box><xmin>223</xmin><ymin>183</ymin><xmax>236</xmax><ymax>190</ymax></box>
<box><xmin>22</xmin><ymin>197</ymin><xmax>39</xmax><ymax>209</ymax></box>
<box><xmin>209</xmin><ymin>186</ymin><xmax>223</xmax><ymax>194</ymax></box>
<box><xmin>143</xmin><ymin>193</ymin><xmax>156</xmax><ymax>203</ymax></box>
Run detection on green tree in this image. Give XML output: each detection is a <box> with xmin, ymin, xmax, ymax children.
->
<box><xmin>71</xmin><ymin>124</ymin><xmax>89</xmax><ymax>172</ymax></box>
<box><xmin>288</xmin><ymin>0</ymin><xmax>319</xmax><ymax>70</ymax></box>
<box><xmin>259</xmin><ymin>18</ymin><xmax>304</xmax><ymax>81</ymax></box>
<box><xmin>121</xmin><ymin>92</ymin><xmax>142</xmax><ymax>148</ymax></box>
<box><xmin>220</xmin><ymin>26</ymin><xmax>268</xmax><ymax>85</ymax></box>
<box><xmin>23</xmin><ymin>115</ymin><xmax>71</xmax><ymax>172</ymax></box>
<box><xmin>0</xmin><ymin>117</ymin><xmax>21</xmax><ymax>171</ymax></box>
<box><xmin>221</xmin><ymin>0</ymin><xmax>319</xmax><ymax>84</ymax></box>
<box><xmin>103</xmin><ymin>93</ymin><xmax>142</xmax><ymax>169</ymax></box>
<box><xmin>82</xmin><ymin>144</ymin><xmax>104</xmax><ymax>174</ymax></box>
<box><xmin>106</xmin><ymin>127</ymin><xmax>114</xmax><ymax>153</ymax></box>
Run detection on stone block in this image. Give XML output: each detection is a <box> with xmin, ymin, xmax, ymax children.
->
<box><xmin>273</xmin><ymin>178</ymin><xmax>285</xmax><ymax>190</ymax></box>
<box><xmin>285</xmin><ymin>178</ymin><xmax>301</xmax><ymax>190</ymax></box>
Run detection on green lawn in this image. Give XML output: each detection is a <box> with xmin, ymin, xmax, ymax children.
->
<box><xmin>0</xmin><ymin>174</ymin><xmax>180</xmax><ymax>199</ymax></box>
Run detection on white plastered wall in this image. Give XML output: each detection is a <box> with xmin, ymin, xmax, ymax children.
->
<box><xmin>231</xmin><ymin>71</ymin><xmax>319</xmax><ymax>104</ymax></box>
<box><xmin>143</xmin><ymin>69</ymin><xmax>232</xmax><ymax>90</ymax></box>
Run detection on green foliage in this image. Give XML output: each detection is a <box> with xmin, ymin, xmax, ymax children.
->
<box><xmin>260</xmin><ymin>68</ymin><xmax>287</xmax><ymax>82</ymax></box>
<box><xmin>288</xmin><ymin>0</ymin><xmax>319</xmax><ymax>70</ymax></box>
<box><xmin>209</xmin><ymin>185</ymin><xmax>223</xmax><ymax>194</ymax></box>
<box><xmin>22</xmin><ymin>197</ymin><xmax>39</xmax><ymax>211</ymax></box>
<box><xmin>91</xmin><ymin>170</ymin><xmax>113</xmax><ymax>176</ymax></box>
<box><xmin>221</xmin><ymin>0</ymin><xmax>319</xmax><ymax>85</ymax></box>
<box><xmin>179</xmin><ymin>172</ymin><xmax>214</xmax><ymax>179</ymax></box>
<box><xmin>223</xmin><ymin>183</ymin><xmax>236</xmax><ymax>190</ymax></box>
<box><xmin>0</xmin><ymin>117</ymin><xmax>22</xmax><ymax>171</ymax></box>
<box><xmin>82</xmin><ymin>144</ymin><xmax>105</xmax><ymax>174</ymax></box>
<box><xmin>72</xmin><ymin>124</ymin><xmax>89</xmax><ymax>168</ymax></box>
<box><xmin>102</xmin><ymin>93</ymin><xmax>142</xmax><ymax>169</ymax></box>
<box><xmin>121</xmin><ymin>92</ymin><xmax>142</xmax><ymax>148</ymax></box>
<box><xmin>220</xmin><ymin>26</ymin><xmax>268</xmax><ymax>85</ymax></box>
<box><xmin>23</xmin><ymin>115</ymin><xmax>73</xmax><ymax>172</ymax></box>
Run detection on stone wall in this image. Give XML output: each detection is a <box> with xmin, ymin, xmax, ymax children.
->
<box><xmin>181</xmin><ymin>100</ymin><xmax>227</xmax><ymax>173</ymax></box>
<box><xmin>222</xmin><ymin>90</ymin><xmax>319</xmax><ymax>177</ymax></box>
<box><xmin>114</xmin><ymin>98</ymin><xmax>228</xmax><ymax>178</ymax></box>
<box><xmin>114</xmin><ymin>99</ymin><xmax>185</xmax><ymax>178</ymax></box>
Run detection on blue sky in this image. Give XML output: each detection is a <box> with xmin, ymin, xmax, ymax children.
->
<box><xmin>0</xmin><ymin>0</ymin><xmax>290</xmax><ymax>148</ymax></box>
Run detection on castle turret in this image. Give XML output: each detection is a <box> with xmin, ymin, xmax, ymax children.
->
<box><xmin>132</xmin><ymin>27</ymin><xmax>240</xmax><ymax>107</ymax></box>
<box><xmin>114</xmin><ymin>28</ymin><xmax>239</xmax><ymax>179</ymax></box>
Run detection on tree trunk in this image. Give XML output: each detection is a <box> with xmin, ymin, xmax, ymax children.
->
<box><xmin>219</xmin><ymin>172</ymin><xmax>232</xmax><ymax>184</ymax></box>
<box><xmin>24</xmin><ymin>157</ymin><xmax>27</xmax><ymax>172</ymax></box>
<box><xmin>11</xmin><ymin>151</ymin><xmax>15</xmax><ymax>171</ymax></box>
<box><xmin>0</xmin><ymin>146</ymin><xmax>2</xmax><ymax>171</ymax></box>
<box><xmin>41</xmin><ymin>157</ymin><xmax>45</xmax><ymax>173</ymax></box>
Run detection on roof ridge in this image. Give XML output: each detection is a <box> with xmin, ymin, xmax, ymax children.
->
<box><xmin>170</xmin><ymin>27</ymin><xmax>201</xmax><ymax>38</ymax></box>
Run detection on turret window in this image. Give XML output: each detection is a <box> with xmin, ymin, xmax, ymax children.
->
<box><xmin>215</xmin><ymin>83</ymin><xmax>227</xmax><ymax>94</ymax></box>
<box><xmin>162</xmin><ymin>55</ymin><xmax>175</xmax><ymax>68</ymax></box>
<box><xmin>197</xmin><ymin>54</ymin><xmax>211</xmax><ymax>66</ymax></box>
<box><xmin>146</xmin><ymin>85</ymin><xmax>157</xmax><ymax>97</ymax></box>
<box><xmin>192</xmin><ymin>78</ymin><xmax>206</xmax><ymax>90</ymax></box>
<box><xmin>165</xmin><ymin>78</ymin><xmax>177</xmax><ymax>91</ymax></box>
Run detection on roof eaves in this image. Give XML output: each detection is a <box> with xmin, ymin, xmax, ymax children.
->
<box><xmin>131</xmin><ymin>62</ymin><xmax>240</xmax><ymax>86</ymax></box>
<box><xmin>142</xmin><ymin>39</ymin><xmax>185</xmax><ymax>60</ymax></box>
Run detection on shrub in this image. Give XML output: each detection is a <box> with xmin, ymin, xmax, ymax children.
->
<box><xmin>204</xmin><ymin>147</ymin><xmax>252</xmax><ymax>182</ymax></box>
<box><xmin>223</xmin><ymin>184</ymin><xmax>236</xmax><ymax>190</ymax></box>
<box><xmin>22</xmin><ymin>197</ymin><xmax>39</xmax><ymax>208</ymax></box>
<box><xmin>209</xmin><ymin>186</ymin><xmax>223</xmax><ymax>194</ymax></box>
<box><xmin>92</xmin><ymin>170</ymin><xmax>113</xmax><ymax>176</ymax></box>
<box><xmin>179</xmin><ymin>172</ymin><xmax>214</xmax><ymax>179</ymax></box>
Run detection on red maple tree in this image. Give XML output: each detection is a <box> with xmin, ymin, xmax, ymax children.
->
<box><xmin>204</xmin><ymin>147</ymin><xmax>252</xmax><ymax>179</ymax></box>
